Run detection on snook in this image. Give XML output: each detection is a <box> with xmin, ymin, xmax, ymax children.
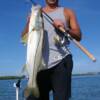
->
<box><xmin>24</xmin><ymin>5</ymin><xmax>45</xmax><ymax>98</ymax></box>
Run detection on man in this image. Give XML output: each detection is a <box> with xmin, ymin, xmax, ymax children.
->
<box><xmin>22</xmin><ymin>0</ymin><xmax>81</xmax><ymax>100</ymax></box>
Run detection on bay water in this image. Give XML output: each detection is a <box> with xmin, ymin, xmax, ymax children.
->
<box><xmin>0</xmin><ymin>75</ymin><xmax>100</xmax><ymax>100</ymax></box>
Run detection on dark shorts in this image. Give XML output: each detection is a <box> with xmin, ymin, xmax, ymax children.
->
<box><xmin>36</xmin><ymin>54</ymin><xmax>73</xmax><ymax>100</ymax></box>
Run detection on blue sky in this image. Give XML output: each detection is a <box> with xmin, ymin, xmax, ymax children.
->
<box><xmin>0</xmin><ymin>0</ymin><xmax>100</xmax><ymax>76</ymax></box>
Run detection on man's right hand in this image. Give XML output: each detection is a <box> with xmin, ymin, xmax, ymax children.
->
<box><xmin>53</xmin><ymin>19</ymin><xmax>65</xmax><ymax>29</ymax></box>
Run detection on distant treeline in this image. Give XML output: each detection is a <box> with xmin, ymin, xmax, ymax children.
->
<box><xmin>0</xmin><ymin>75</ymin><xmax>25</xmax><ymax>80</ymax></box>
<box><xmin>73</xmin><ymin>72</ymin><xmax>100</xmax><ymax>76</ymax></box>
<box><xmin>0</xmin><ymin>72</ymin><xmax>100</xmax><ymax>80</ymax></box>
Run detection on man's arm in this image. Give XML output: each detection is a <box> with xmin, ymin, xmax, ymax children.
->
<box><xmin>64</xmin><ymin>8</ymin><xmax>82</xmax><ymax>41</ymax></box>
<box><xmin>21</xmin><ymin>17</ymin><xmax>30</xmax><ymax>38</ymax></box>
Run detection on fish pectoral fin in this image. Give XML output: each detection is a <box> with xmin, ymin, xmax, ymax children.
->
<box><xmin>32</xmin><ymin>28</ymin><xmax>35</xmax><ymax>31</ymax></box>
<box><xmin>21</xmin><ymin>33</ymin><xmax>28</xmax><ymax>45</ymax></box>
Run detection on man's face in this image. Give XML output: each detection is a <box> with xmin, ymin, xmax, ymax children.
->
<box><xmin>46</xmin><ymin>0</ymin><xmax>58</xmax><ymax>5</ymax></box>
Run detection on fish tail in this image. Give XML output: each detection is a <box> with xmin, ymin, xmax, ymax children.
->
<box><xmin>24</xmin><ymin>86</ymin><xmax>40</xmax><ymax>98</ymax></box>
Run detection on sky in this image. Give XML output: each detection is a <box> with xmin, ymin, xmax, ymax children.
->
<box><xmin>0</xmin><ymin>0</ymin><xmax>100</xmax><ymax>76</ymax></box>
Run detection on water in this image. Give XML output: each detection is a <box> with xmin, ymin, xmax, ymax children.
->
<box><xmin>71</xmin><ymin>75</ymin><xmax>100</xmax><ymax>100</ymax></box>
<box><xmin>0</xmin><ymin>75</ymin><xmax>100</xmax><ymax>100</ymax></box>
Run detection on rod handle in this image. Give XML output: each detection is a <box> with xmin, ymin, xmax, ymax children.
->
<box><xmin>73</xmin><ymin>39</ymin><xmax>96</xmax><ymax>62</ymax></box>
<box><xmin>58</xmin><ymin>27</ymin><xmax>96</xmax><ymax>62</ymax></box>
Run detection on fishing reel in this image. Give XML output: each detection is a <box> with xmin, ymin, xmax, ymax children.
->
<box><xmin>13</xmin><ymin>79</ymin><xmax>21</xmax><ymax>88</ymax></box>
<box><xmin>53</xmin><ymin>27</ymin><xmax>70</xmax><ymax>46</ymax></box>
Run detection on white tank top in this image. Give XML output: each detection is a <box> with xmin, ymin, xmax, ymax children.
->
<box><xmin>42</xmin><ymin>7</ymin><xmax>71</xmax><ymax>68</ymax></box>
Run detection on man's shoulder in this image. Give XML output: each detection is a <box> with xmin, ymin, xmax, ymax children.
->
<box><xmin>64</xmin><ymin>7</ymin><xmax>74</xmax><ymax>14</ymax></box>
<box><xmin>64</xmin><ymin>7</ymin><xmax>76</xmax><ymax>17</ymax></box>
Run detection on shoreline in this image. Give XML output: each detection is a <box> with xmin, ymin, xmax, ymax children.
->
<box><xmin>0</xmin><ymin>72</ymin><xmax>100</xmax><ymax>80</ymax></box>
<box><xmin>0</xmin><ymin>75</ymin><xmax>25</xmax><ymax>80</ymax></box>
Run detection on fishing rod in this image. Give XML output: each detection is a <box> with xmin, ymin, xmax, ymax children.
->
<box><xmin>28</xmin><ymin>0</ymin><xmax>96</xmax><ymax>62</ymax></box>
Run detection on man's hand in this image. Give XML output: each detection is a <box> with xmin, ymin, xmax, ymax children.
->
<box><xmin>53</xmin><ymin>19</ymin><xmax>65</xmax><ymax>29</ymax></box>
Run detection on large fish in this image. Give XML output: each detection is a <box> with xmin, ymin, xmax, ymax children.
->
<box><xmin>23</xmin><ymin>5</ymin><xmax>45</xmax><ymax>98</ymax></box>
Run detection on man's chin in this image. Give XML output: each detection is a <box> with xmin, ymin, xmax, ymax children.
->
<box><xmin>46</xmin><ymin>0</ymin><xmax>57</xmax><ymax>5</ymax></box>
